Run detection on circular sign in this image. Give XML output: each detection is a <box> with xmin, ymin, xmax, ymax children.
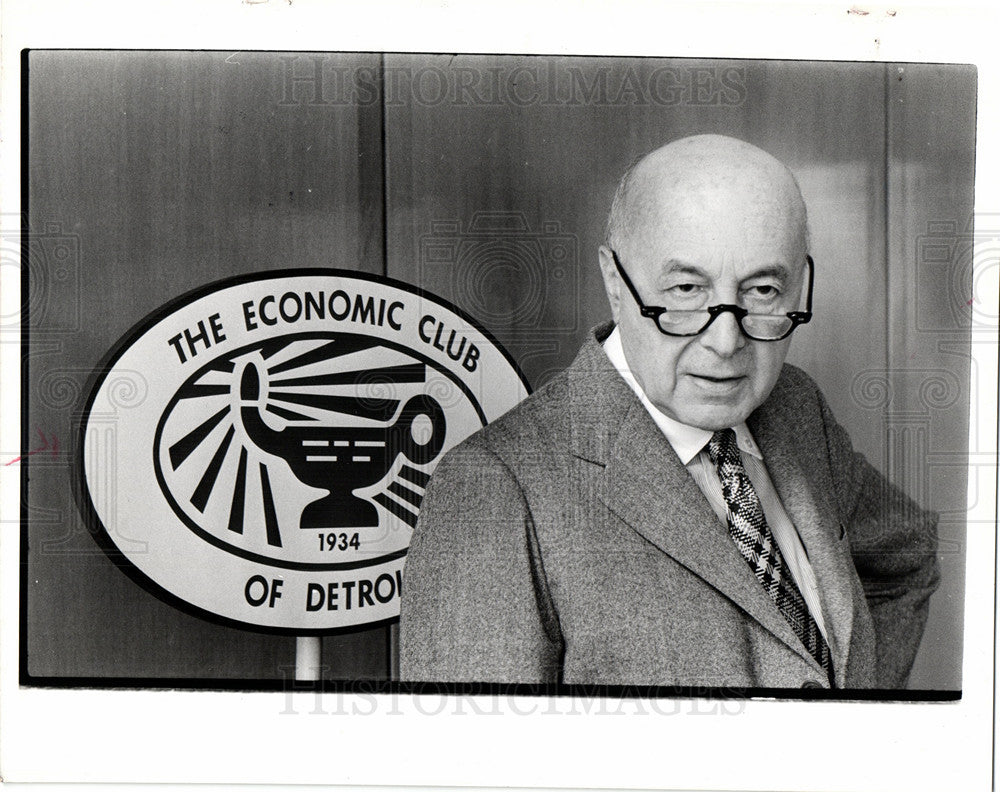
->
<box><xmin>78</xmin><ymin>270</ymin><xmax>529</xmax><ymax>633</ymax></box>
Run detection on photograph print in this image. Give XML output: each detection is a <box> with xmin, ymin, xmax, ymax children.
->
<box><xmin>19</xmin><ymin>51</ymin><xmax>977</xmax><ymax>695</ymax></box>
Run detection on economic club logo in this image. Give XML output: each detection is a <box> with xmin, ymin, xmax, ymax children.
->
<box><xmin>79</xmin><ymin>270</ymin><xmax>528</xmax><ymax>632</ymax></box>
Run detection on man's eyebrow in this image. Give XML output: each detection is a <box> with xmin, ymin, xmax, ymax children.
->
<box><xmin>658</xmin><ymin>261</ymin><xmax>791</xmax><ymax>280</ymax></box>
<box><xmin>660</xmin><ymin>260</ymin><xmax>708</xmax><ymax>278</ymax></box>
<box><xmin>742</xmin><ymin>265</ymin><xmax>790</xmax><ymax>281</ymax></box>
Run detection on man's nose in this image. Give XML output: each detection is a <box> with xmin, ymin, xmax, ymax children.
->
<box><xmin>699</xmin><ymin>310</ymin><xmax>747</xmax><ymax>357</ymax></box>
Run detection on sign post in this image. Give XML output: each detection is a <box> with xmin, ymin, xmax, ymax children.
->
<box><xmin>295</xmin><ymin>636</ymin><xmax>322</xmax><ymax>681</ymax></box>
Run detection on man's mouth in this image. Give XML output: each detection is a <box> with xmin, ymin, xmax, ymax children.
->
<box><xmin>686</xmin><ymin>373</ymin><xmax>747</xmax><ymax>394</ymax></box>
<box><xmin>689</xmin><ymin>373</ymin><xmax>745</xmax><ymax>383</ymax></box>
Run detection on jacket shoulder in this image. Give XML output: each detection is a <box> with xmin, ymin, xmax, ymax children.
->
<box><xmin>772</xmin><ymin>362</ymin><xmax>823</xmax><ymax>398</ymax></box>
<box><xmin>758</xmin><ymin>363</ymin><xmax>829</xmax><ymax>420</ymax></box>
<box><xmin>461</xmin><ymin>368</ymin><xmax>574</xmax><ymax>460</ymax></box>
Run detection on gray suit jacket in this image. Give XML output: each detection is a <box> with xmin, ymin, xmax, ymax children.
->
<box><xmin>399</xmin><ymin>324</ymin><xmax>940</xmax><ymax>689</ymax></box>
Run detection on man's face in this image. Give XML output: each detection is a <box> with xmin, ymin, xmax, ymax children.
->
<box><xmin>604</xmin><ymin>181</ymin><xmax>807</xmax><ymax>431</ymax></box>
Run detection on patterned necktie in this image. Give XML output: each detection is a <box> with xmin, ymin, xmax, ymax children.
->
<box><xmin>707</xmin><ymin>428</ymin><xmax>833</xmax><ymax>686</ymax></box>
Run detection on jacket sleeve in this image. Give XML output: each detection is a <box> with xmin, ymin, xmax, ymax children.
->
<box><xmin>398</xmin><ymin>438</ymin><xmax>563</xmax><ymax>684</ymax></box>
<box><xmin>818</xmin><ymin>388</ymin><xmax>941</xmax><ymax>688</ymax></box>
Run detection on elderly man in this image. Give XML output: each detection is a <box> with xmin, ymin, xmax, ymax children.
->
<box><xmin>399</xmin><ymin>134</ymin><xmax>939</xmax><ymax>689</ymax></box>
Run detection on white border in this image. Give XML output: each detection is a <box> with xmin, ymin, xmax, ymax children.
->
<box><xmin>1</xmin><ymin>1</ymin><xmax>997</xmax><ymax>791</ymax></box>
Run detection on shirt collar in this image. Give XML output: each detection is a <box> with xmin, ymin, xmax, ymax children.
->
<box><xmin>602</xmin><ymin>326</ymin><xmax>762</xmax><ymax>465</ymax></box>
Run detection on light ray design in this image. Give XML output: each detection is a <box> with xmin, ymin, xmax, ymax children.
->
<box><xmin>264</xmin><ymin>403</ymin><xmax>317</xmax><ymax>422</ymax></box>
<box><xmin>373</xmin><ymin>491</ymin><xmax>419</xmax><ymax>528</ymax></box>
<box><xmin>388</xmin><ymin>480</ymin><xmax>423</xmax><ymax>508</ymax></box>
<box><xmin>258</xmin><ymin>462</ymin><xmax>282</xmax><ymax>548</ymax></box>
<box><xmin>178</xmin><ymin>384</ymin><xmax>232</xmax><ymax>399</ymax></box>
<box><xmin>268</xmin><ymin>337</ymin><xmax>381</xmax><ymax>375</ymax></box>
<box><xmin>227</xmin><ymin>448</ymin><xmax>248</xmax><ymax>535</ymax></box>
<box><xmin>371</xmin><ymin>464</ymin><xmax>433</xmax><ymax>528</ymax></box>
<box><xmin>191</xmin><ymin>425</ymin><xmax>235</xmax><ymax>513</ymax></box>
<box><xmin>398</xmin><ymin>464</ymin><xmax>430</xmax><ymax>488</ymax></box>
<box><xmin>270</xmin><ymin>362</ymin><xmax>426</xmax><ymax>388</ymax></box>
<box><xmin>267</xmin><ymin>390</ymin><xmax>400</xmax><ymax>421</ymax></box>
<box><xmin>169</xmin><ymin>406</ymin><xmax>229</xmax><ymax>469</ymax></box>
<box><xmin>160</xmin><ymin>333</ymin><xmax>444</xmax><ymax>549</ymax></box>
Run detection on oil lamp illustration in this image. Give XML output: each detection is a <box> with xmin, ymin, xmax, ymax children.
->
<box><xmin>238</xmin><ymin>356</ymin><xmax>445</xmax><ymax>529</ymax></box>
<box><xmin>158</xmin><ymin>333</ymin><xmax>449</xmax><ymax>550</ymax></box>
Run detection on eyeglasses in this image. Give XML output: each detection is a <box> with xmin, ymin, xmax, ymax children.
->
<box><xmin>610</xmin><ymin>249</ymin><xmax>814</xmax><ymax>342</ymax></box>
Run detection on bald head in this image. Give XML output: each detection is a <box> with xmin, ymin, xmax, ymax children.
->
<box><xmin>605</xmin><ymin>135</ymin><xmax>808</xmax><ymax>261</ymax></box>
<box><xmin>598</xmin><ymin>134</ymin><xmax>813</xmax><ymax>430</ymax></box>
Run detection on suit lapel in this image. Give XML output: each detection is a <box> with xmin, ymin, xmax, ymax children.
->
<box><xmin>565</xmin><ymin>330</ymin><xmax>816</xmax><ymax>665</ymax></box>
<box><xmin>749</xmin><ymin>398</ymin><xmax>858</xmax><ymax>680</ymax></box>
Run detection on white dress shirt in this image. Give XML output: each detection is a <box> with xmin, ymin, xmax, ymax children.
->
<box><xmin>603</xmin><ymin>327</ymin><xmax>829</xmax><ymax>642</ymax></box>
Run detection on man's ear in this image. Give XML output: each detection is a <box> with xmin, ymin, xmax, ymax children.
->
<box><xmin>597</xmin><ymin>245</ymin><xmax>622</xmax><ymax>324</ymax></box>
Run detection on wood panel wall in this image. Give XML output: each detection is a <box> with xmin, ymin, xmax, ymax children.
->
<box><xmin>885</xmin><ymin>63</ymin><xmax>975</xmax><ymax>688</ymax></box>
<box><xmin>25</xmin><ymin>52</ymin><xmax>973</xmax><ymax>689</ymax></box>
<box><xmin>26</xmin><ymin>50</ymin><xmax>390</xmax><ymax>680</ymax></box>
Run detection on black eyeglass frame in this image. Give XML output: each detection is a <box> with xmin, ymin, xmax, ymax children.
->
<box><xmin>610</xmin><ymin>249</ymin><xmax>814</xmax><ymax>342</ymax></box>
